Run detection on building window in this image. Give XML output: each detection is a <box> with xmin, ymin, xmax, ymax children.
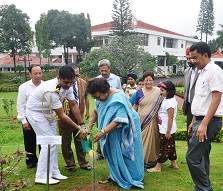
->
<box><xmin>166</xmin><ymin>38</ymin><xmax>173</xmax><ymax>48</ymax></box>
<box><xmin>181</xmin><ymin>43</ymin><xmax>184</xmax><ymax>48</ymax></box>
<box><xmin>93</xmin><ymin>36</ymin><xmax>104</xmax><ymax>47</ymax></box>
<box><xmin>93</xmin><ymin>36</ymin><xmax>110</xmax><ymax>47</ymax></box>
<box><xmin>104</xmin><ymin>36</ymin><xmax>109</xmax><ymax>44</ymax></box>
<box><xmin>158</xmin><ymin>56</ymin><xmax>165</xmax><ymax>66</ymax></box>
<box><xmin>157</xmin><ymin>37</ymin><xmax>161</xmax><ymax>45</ymax></box>
<box><xmin>137</xmin><ymin>33</ymin><xmax>148</xmax><ymax>46</ymax></box>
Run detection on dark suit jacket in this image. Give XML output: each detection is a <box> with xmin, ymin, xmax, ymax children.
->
<box><xmin>182</xmin><ymin>67</ymin><xmax>199</xmax><ymax>115</ymax></box>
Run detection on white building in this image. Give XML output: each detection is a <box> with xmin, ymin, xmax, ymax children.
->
<box><xmin>91</xmin><ymin>17</ymin><xmax>199</xmax><ymax>75</ymax></box>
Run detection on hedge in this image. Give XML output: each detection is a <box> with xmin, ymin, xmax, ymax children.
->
<box><xmin>0</xmin><ymin>86</ymin><xmax>19</xmax><ymax>92</ymax></box>
<box><xmin>176</xmin><ymin>129</ymin><xmax>223</xmax><ymax>142</ymax></box>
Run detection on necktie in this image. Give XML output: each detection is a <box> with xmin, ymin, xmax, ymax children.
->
<box><xmin>73</xmin><ymin>83</ymin><xmax>79</xmax><ymax>104</ymax></box>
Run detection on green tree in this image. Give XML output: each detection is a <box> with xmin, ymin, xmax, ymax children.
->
<box><xmin>72</xmin><ymin>13</ymin><xmax>95</xmax><ymax>63</ymax></box>
<box><xmin>111</xmin><ymin>0</ymin><xmax>133</xmax><ymax>36</ymax></box>
<box><xmin>0</xmin><ymin>4</ymin><xmax>33</xmax><ymax>72</ymax></box>
<box><xmin>204</xmin><ymin>0</ymin><xmax>215</xmax><ymax>42</ymax></box>
<box><xmin>196</xmin><ymin>0</ymin><xmax>215</xmax><ymax>42</ymax></box>
<box><xmin>165</xmin><ymin>52</ymin><xmax>178</xmax><ymax>66</ymax></box>
<box><xmin>208</xmin><ymin>39</ymin><xmax>219</xmax><ymax>53</ymax></box>
<box><xmin>35</xmin><ymin>14</ymin><xmax>51</xmax><ymax>65</ymax></box>
<box><xmin>46</xmin><ymin>10</ymin><xmax>76</xmax><ymax>65</ymax></box>
<box><xmin>15</xmin><ymin>65</ymin><xmax>24</xmax><ymax>73</ymax></box>
<box><xmin>46</xmin><ymin>10</ymin><xmax>94</xmax><ymax>65</ymax></box>
<box><xmin>80</xmin><ymin>35</ymin><xmax>156</xmax><ymax>82</ymax></box>
<box><xmin>216</xmin><ymin>24</ymin><xmax>223</xmax><ymax>49</ymax></box>
<box><xmin>43</xmin><ymin>64</ymin><xmax>50</xmax><ymax>72</ymax></box>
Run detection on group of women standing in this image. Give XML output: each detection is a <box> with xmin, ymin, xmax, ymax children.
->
<box><xmin>86</xmin><ymin>71</ymin><xmax>178</xmax><ymax>189</ymax></box>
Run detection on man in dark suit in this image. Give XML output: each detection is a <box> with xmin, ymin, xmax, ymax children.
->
<box><xmin>182</xmin><ymin>46</ymin><xmax>199</xmax><ymax>164</ymax></box>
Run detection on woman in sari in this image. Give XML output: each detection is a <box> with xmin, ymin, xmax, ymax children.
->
<box><xmin>87</xmin><ymin>78</ymin><xmax>144</xmax><ymax>190</ymax></box>
<box><xmin>133</xmin><ymin>71</ymin><xmax>163</xmax><ymax>168</ymax></box>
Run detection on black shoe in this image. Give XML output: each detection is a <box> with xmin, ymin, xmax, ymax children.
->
<box><xmin>81</xmin><ymin>166</ymin><xmax>92</xmax><ymax>171</ymax></box>
<box><xmin>67</xmin><ymin>168</ymin><xmax>76</xmax><ymax>172</ymax></box>
<box><xmin>27</xmin><ymin>164</ymin><xmax>36</xmax><ymax>169</ymax></box>
<box><xmin>96</xmin><ymin>155</ymin><xmax>105</xmax><ymax>161</ymax></box>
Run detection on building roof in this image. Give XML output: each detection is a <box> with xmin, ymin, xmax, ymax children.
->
<box><xmin>0</xmin><ymin>55</ymin><xmax>51</xmax><ymax>65</ymax></box>
<box><xmin>211</xmin><ymin>48</ymin><xmax>223</xmax><ymax>58</ymax></box>
<box><xmin>92</xmin><ymin>20</ymin><xmax>189</xmax><ymax>38</ymax></box>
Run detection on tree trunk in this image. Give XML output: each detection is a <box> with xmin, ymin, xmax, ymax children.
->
<box><xmin>13</xmin><ymin>55</ymin><xmax>16</xmax><ymax>73</ymax></box>
<box><xmin>63</xmin><ymin>45</ymin><xmax>68</xmax><ymax>65</ymax></box>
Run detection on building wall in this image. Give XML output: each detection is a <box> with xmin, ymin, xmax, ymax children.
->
<box><xmin>92</xmin><ymin>26</ymin><xmax>199</xmax><ymax>75</ymax></box>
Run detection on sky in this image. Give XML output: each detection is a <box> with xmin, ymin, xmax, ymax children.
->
<box><xmin>1</xmin><ymin>0</ymin><xmax>223</xmax><ymax>41</ymax></box>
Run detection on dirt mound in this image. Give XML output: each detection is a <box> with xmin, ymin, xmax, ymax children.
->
<box><xmin>70</xmin><ymin>183</ymin><xmax>119</xmax><ymax>191</ymax></box>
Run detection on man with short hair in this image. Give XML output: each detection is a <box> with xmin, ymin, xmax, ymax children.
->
<box><xmin>186</xmin><ymin>42</ymin><xmax>223</xmax><ymax>191</ymax></box>
<box><xmin>97</xmin><ymin>59</ymin><xmax>122</xmax><ymax>90</ymax></box>
<box><xmin>26</xmin><ymin>65</ymin><xmax>87</xmax><ymax>185</ymax></box>
<box><xmin>58</xmin><ymin>64</ymin><xmax>91</xmax><ymax>172</ymax></box>
<box><xmin>17</xmin><ymin>64</ymin><xmax>43</xmax><ymax>169</ymax></box>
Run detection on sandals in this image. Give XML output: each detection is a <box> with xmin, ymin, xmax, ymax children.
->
<box><xmin>98</xmin><ymin>177</ymin><xmax>113</xmax><ymax>184</ymax></box>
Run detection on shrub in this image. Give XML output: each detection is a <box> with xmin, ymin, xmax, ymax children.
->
<box><xmin>175</xmin><ymin>130</ymin><xmax>187</xmax><ymax>140</ymax></box>
<box><xmin>176</xmin><ymin>129</ymin><xmax>223</xmax><ymax>142</ymax></box>
<box><xmin>43</xmin><ymin>64</ymin><xmax>50</xmax><ymax>72</ymax></box>
<box><xmin>12</xmin><ymin>76</ymin><xmax>22</xmax><ymax>84</ymax></box>
<box><xmin>0</xmin><ymin>86</ymin><xmax>18</xmax><ymax>92</ymax></box>
<box><xmin>15</xmin><ymin>65</ymin><xmax>24</xmax><ymax>73</ymax></box>
<box><xmin>0</xmin><ymin>146</ymin><xmax>28</xmax><ymax>190</ymax></box>
<box><xmin>174</xmin><ymin>81</ymin><xmax>184</xmax><ymax>87</ymax></box>
<box><xmin>1</xmin><ymin>98</ymin><xmax>15</xmax><ymax>116</ymax></box>
<box><xmin>175</xmin><ymin>90</ymin><xmax>184</xmax><ymax>98</ymax></box>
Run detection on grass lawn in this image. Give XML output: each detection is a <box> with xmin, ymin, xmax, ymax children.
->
<box><xmin>1</xmin><ymin>92</ymin><xmax>223</xmax><ymax>190</ymax></box>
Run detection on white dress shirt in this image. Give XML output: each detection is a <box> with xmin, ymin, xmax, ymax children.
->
<box><xmin>191</xmin><ymin>61</ymin><xmax>223</xmax><ymax>116</ymax></box>
<box><xmin>17</xmin><ymin>80</ymin><xmax>43</xmax><ymax>124</ymax></box>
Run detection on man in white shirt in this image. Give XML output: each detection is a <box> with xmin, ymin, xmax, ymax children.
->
<box><xmin>17</xmin><ymin>64</ymin><xmax>43</xmax><ymax>169</ymax></box>
<box><xmin>186</xmin><ymin>42</ymin><xmax>223</xmax><ymax>191</ymax></box>
<box><xmin>26</xmin><ymin>65</ymin><xmax>87</xmax><ymax>185</ymax></box>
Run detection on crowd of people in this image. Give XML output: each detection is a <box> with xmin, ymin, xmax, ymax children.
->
<box><xmin>16</xmin><ymin>41</ymin><xmax>223</xmax><ymax>190</ymax></box>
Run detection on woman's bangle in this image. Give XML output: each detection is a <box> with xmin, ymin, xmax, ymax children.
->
<box><xmin>100</xmin><ymin>129</ymin><xmax>106</xmax><ymax>136</ymax></box>
<box><xmin>79</xmin><ymin>122</ymin><xmax>85</xmax><ymax>126</ymax></box>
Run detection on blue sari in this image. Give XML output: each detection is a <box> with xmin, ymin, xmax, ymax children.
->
<box><xmin>97</xmin><ymin>91</ymin><xmax>144</xmax><ymax>189</ymax></box>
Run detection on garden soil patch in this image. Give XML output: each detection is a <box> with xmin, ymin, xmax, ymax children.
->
<box><xmin>70</xmin><ymin>183</ymin><xmax>119</xmax><ymax>191</ymax></box>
